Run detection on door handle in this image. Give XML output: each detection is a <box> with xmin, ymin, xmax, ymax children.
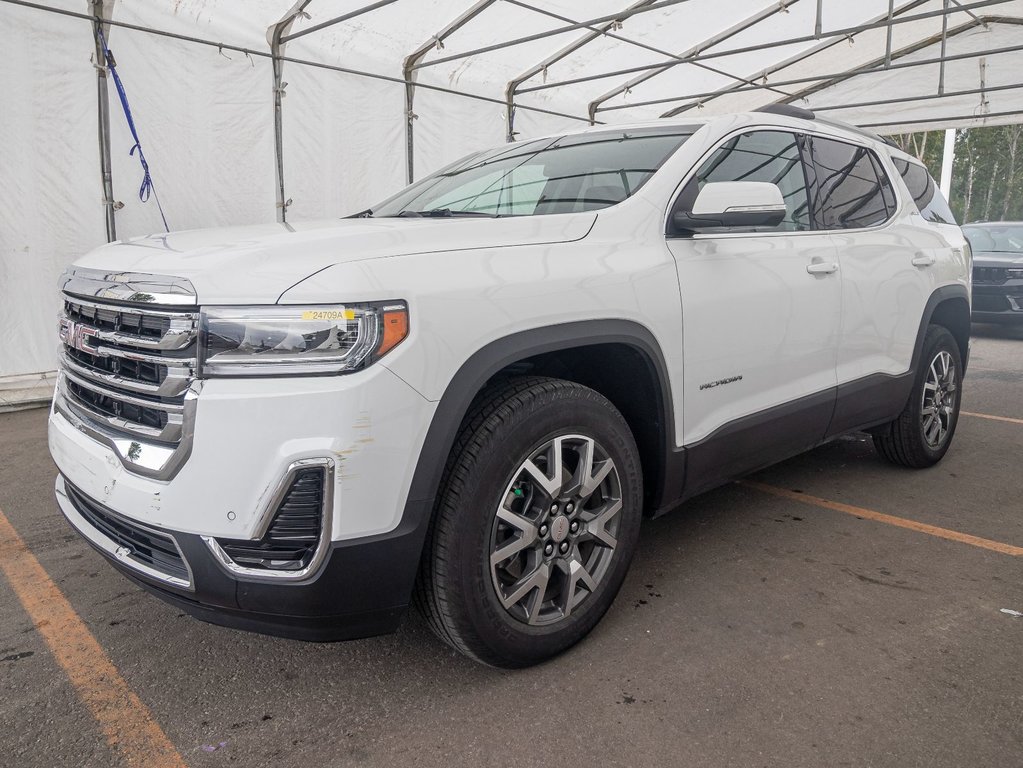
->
<box><xmin>806</xmin><ymin>260</ymin><xmax>838</xmax><ymax>275</ymax></box>
<box><xmin>912</xmin><ymin>252</ymin><xmax>936</xmax><ymax>267</ymax></box>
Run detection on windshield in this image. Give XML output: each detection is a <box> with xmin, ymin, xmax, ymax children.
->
<box><xmin>963</xmin><ymin>224</ymin><xmax>1023</xmax><ymax>253</ymax></box>
<box><xmin>369</xmin><ymin>126</ymin><xmax>696</xmax><ymax>218</ymax></box>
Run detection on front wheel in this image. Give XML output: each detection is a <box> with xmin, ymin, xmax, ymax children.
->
<box><xmin>415</xmin><ymin>377</ymin><xmax>643</xmax><ymax>668</ymax></box>
<box><xmin>873</xmin><ymin>325</ymin><xmax>963</xmax><ymax>468</ymax></box>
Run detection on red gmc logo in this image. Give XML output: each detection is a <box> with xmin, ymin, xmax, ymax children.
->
<box><xmin>60</xmin><ymin>318</ymin><xmax>98</xmax><ymax>353</ymax></box>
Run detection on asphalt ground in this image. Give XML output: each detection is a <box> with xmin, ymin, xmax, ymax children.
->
<box><xmin>1</xmin><ymin>324</ymin><xmax>1020</xmax><ymax>768</ymax></box>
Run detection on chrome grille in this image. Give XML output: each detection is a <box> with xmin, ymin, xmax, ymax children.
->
<box><xmin>54</xmin><ymin>269</ymin><xmax>200</xmax><ymax>480</ymax></box>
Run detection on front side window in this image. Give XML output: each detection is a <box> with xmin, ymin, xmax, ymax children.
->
<box><xmin>892</xmin><ymin>158</ymin><xmax>958</xmax><ymax>225</ymax></box>
<box><xmin>371</xmin><ymin>127</ymin><xmax>696</xmax><ymax>218</ymax></box>
<box><xmin>812</xmin><ymin>137</ymin><xmax>892</xmax><ymax>229</ymax></box>
<box><xmin>678</xmin><ymin>130</ymin><xmax>811</xmax><ymax>233</ymax></box>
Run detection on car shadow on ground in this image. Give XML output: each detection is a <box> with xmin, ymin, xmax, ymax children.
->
<box><xmin>971</xmin><ymin>321</ymin><xmax>1023</xmax><ymax>340</ymax></box>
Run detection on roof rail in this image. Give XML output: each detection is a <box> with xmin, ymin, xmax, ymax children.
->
<box><xmin>813</xmin><ymin>114</ymin><xmax>899</xmax><ymax>148</ymax></box>
<box><xmin>755</xmin><ymin>103</ymin><xmax>815</xmax><ymax>120</ymax></box>
<box><xmin>756</xmin><ymin>103</ymin><xmax>898</xmax><ymax>148</ymax></box>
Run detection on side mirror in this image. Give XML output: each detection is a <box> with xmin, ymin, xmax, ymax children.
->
<box><xmin>672</xmin><ymin>181</ymin><xmax>787</xmax><ymax>234</ymax></box>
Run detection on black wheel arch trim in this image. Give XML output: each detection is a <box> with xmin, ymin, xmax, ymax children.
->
<box><xmin>913</xmin><ymin>283</ymin><xmax>971</xmax><ymax>374</ymax></box>
<box><xmin>401</xmin><ymin>320</ymin><xmax>680</xmax><ymax>527</ymax></box>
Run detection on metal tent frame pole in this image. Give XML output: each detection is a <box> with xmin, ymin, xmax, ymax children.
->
<box><xmin>643</xmin><ymin>41</ymin><xmax>1023</xmax><ymax>116</ymax></box>
<box><xmin>517</xmin><ymin>0</ymin><xmax>1001</xmax><ymax>103</ymax></box>
<box><xmin>278</xmin><ymin>0</ymin><xmax>399</xmax><ymax>44</ymax></box>
<box><xmin>268</xmin><ymin>0</ymin><xmax>313</xmax><ymax>224</ymax></box>
<box><xmin>811</xmin><ymin>82</ymin><xmax>1023</xmax><ymax>113</ymax></box>
<box><xmin>411</xmin><ymin>0</ymin><xmax>696</xmax><ymax>72</ymax></box>
<box><xmin>585</xmin><ymin>0</ymin><xmax>802</xmax><ymax>123</ymax></box>
<box><xmin>769</xmin><ymin>17</ymin><xmax>1023</xmax><ymax>112</ymax></box>
<box><xmin>89</xmin><ymin>0</ymin><xmax>116</xmax><ymax>242</ymax></box>
<box><xmin>505</xmin><ymin>0</ymin><xmax>658</xmax><ymax>138</ymax></box>
<box><xmin>402</xmin><ymin>0</ymin><xmax>499</xmax><ymax>184</ymax></box>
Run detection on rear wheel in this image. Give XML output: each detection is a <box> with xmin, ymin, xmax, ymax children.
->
<box><xmin>873</xmin><ymin>325</ymin><xmax>962</xmax><ymax>468</ymax></box>
<box><xmin>415</xmin><ymin>377</ymin><xmax>643</xmax><ymax>668</ymax></box>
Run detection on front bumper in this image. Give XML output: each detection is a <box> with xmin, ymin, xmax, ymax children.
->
<box><xmin>49</xmin><ymin>362</ymin><xmax>439</xmax><ymax>640</ymax></box>
<box><xmin>48</xmin><ymin>364</ymin><xmax>435</xmax><ymax>542</ymax></box>
<box><xmin>972</xmin><ymin>283</ymin><xmax>1023</xmax><ymax>323</ymax></box>
<box><xmin>56</xmin><ymin>475</ymin><xmax>430</xmax><ymax>640</ymax></box>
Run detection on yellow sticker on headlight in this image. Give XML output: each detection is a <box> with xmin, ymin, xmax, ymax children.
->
<box><xmin>301</xmin><ymin>309</ymin><xmax>356</xmax><ymax>321</ymax></box>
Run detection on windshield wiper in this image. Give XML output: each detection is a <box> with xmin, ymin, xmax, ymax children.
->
<box><xmin>391</xmin><ymin>208</ymin><xmax>498</xmax><ymax>218</ymax></box>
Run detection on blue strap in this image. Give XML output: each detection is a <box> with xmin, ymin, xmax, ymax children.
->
<box><xmin>96</xmin><ymin>27</ymin><xmax>170</xmax><ymax>232</ymax></box>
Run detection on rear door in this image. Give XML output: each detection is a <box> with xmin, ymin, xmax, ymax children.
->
<box><xmin>808</xmin><ymin>137</ymin><xmax>948</xmax><ymax>434</ymax></box>
<box><xmin>665</xmin><ymin>129</ymin><xmax>842</xmax><ymax>492</ymax></box>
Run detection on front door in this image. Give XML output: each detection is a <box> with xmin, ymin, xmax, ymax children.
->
<box><xmin>664</xmin><ymin>129</ymin><xmax>842</xmax><ymax>494</ymax></box>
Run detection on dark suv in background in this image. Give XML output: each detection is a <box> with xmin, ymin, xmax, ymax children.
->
<box><xmin>963</xmin><ymin>222</ymin><xmax>1023</xmax><ymax>324</ymax></box>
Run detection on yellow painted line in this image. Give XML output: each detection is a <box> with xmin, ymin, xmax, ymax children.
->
<box><xmin>961</xmin><ymin>410</ymin><xmax>1023</xmax><ymax>426</ymax></box>
<box><xmin>743</xmin><ymin>481</ymin><xmax>1023</xmax><ymax>557</ymax></box>
<box><xmin>0</xmin><ymin>507</ymin><xmax>186</xmax><ymax>768</ymax></box>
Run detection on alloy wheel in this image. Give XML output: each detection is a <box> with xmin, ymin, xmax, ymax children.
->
<box><xmin>489</xmin><ymin>434</ymin><xmax>623</xmax><ymax>626</ymax></box>
<box><xmin>921</xmin><ymin>349</ymin><xmax>958</xmax><ymax>449</ymax></box>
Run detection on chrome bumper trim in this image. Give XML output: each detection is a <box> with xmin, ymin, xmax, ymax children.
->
<box><xmin>55</xmin><ymin>475</ymin><xmax>194</xmax><ymax>591</ymax></box>
<box><xmin>54</xmin><ymin>374</ymin><xmax>201</xmax><ymax>481</ymax></box>
<box><xmin>202</xmin><ymin>458</ymin><xmax>335</xmax><ymax>583</ymax></box>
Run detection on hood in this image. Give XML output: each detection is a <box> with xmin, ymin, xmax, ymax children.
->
<box><xmin>74</xmin><ymin>214</ymin><xmax>596</xmax><ymax>304</ymax></box>
<box><xmin>972</xmin><ymin>251</ymin><xmax>1023</xmax><ymax>268</ymax></box>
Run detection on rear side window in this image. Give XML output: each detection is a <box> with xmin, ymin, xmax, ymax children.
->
<box><xmin>812</xmin><ymin>137</ymin><xmax>893</xmax><ymax>229</ymax></box>
<box><xmin>892</xmin><ymin>158</ymin><xmax>958</xmax><ymax>225</ymax></box>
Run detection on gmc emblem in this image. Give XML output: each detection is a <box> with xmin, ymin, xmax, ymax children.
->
<box><xmin>60</xmin><ymin>318</ymin><xmax>99</xmax><ymax>354</ymax></box>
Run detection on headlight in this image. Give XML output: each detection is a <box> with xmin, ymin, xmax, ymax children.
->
<box><xmin>1006</xmin><ymin>268</ymin><xmax>1023</xmax><ymax>279</ymax></box>
<box><xmin>200</xmin><ymin>302</ymin><xmax>408</xmax><ymax>377</ymax></box>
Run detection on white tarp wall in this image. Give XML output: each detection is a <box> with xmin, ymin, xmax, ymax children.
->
<box><xmin>2</xmin><ymin>0</ymin><xmax>1022</xmax><ymax>392</ymax></box>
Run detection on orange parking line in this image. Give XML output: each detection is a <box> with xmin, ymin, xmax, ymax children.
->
<box><xmin>961</xmin><ymin>410</ymin><xmax>1023</xmax><ymax>426</ymax></box>
<box><xmin>0</xmin><ymin>507</ymin><xmax>186</xmax><ymax>768</ymax></box>
<box><xmin>743</xmin><ymin>481</ymin><xmax>1023</xmax><ymax>557</ymax></box>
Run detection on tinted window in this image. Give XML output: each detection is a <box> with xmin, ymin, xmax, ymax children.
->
<box><xmin>682</xmin><ymin>130</ymin><xmax>811</xmax><ymax>232</ymax></box>
<box><xmin>962</xmin><ymin>224</ymin><xmax>1023</xmax><ymax>253</ymax></box>
<box><xmin>872</xmin><ymin>154</ymin><xmax>897</xmax><ymax>215</ymax></box>
<box><xmin>812</xmin><ymin>138</ymin><xmax>891</xmax><ymax>229</ymax></box>
<box><xmin>892</xmin><ymin>158</ymin><xmax>957</xmax><ymax>225</ymax></box>
<box><xmin>371</xmin><ymin>127</ymin><xmax>695</xmax><ymax>218</ymax></box>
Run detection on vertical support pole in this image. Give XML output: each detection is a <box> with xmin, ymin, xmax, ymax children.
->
<box><xmin>402</xmin><ymin>0</ymin><xmax>500</xmax><ymax>183</ymax></box>
<box><xmin>403</xmin><ymin>67</ymin><xmax>417</xmax><ymax>184</ymax></box>
<box><xmin>940</xmin><ymin>128</ymin><xmax>956</xmax><ymax>199</ymax></box>
<box><xmin>938</xmin><ymin>0</ymin><xmax>949</xmax><ymax>96</ymax></box>
<box><xmin>885</xmin><ymin>0</ymin><xmax>894</xmax><ymax>67</ymax></box>
<box><xmin>814</xmin><ymin>0</ymin><xmax>823</xmax><ymax>39</ymax></box>
<box><xmin>505</xmin><ymin>84</ymin><xmax>516</xmax><ymax>143</ymax></box>
<box><xmin>90</xmin><ymin>0</ymin><xmax>116</xmax><ymax>242</ymax></box>
<box><xmin>267</xmin><ymin>1</ymin><xmax>313</xmax><ymax>224</ymax></box>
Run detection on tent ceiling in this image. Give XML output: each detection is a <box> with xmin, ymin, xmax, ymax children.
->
<box><xmin>11</xmin><ymin>0</ymin><xmax>1022</xmax><ymax>136</ymax></box>
<box><xmin>271</xmin><ymin>0</ymin><xmax>1023</xmax><ymax>134</ymax></box>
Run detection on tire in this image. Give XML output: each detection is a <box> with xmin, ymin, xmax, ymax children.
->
<box><xmin>872</xmin><ymin>325</ymin><xmax>962</xmax><ymax>468</ymax></box>
<box><xmin>414</xmin><ymin>376</ymin><xmax>643</xmax><ymax>668</ymax></box>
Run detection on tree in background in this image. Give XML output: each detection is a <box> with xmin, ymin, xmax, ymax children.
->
<box><xmin>890</xmin><ymin>124</ymin><xmax>1023</xmax><ymax>223</ymax></box>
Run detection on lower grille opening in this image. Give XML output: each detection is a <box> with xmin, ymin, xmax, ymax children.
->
<box><xmin>65</xmin><ymin>483</ymin><xmax>190</xmax><ymax>584</ymax></box>
<box><xmin>216</xmin><ymin>468</ymin><xmax>324</xmax><ymax>572</ymax></box>
<box><xmin>973</xmin><ymin>294</ymin><xmax>1012</xmax><ymax>312</ymax></box>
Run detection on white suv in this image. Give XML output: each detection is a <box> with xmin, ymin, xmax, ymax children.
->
<box><xmin>49</xmin><ymin>107</ymin><xmax>971</xmax><ymax>667</ymax></box>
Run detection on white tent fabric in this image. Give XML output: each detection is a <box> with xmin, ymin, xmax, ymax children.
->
<box><xmin>1</xmin><ymin>0</ymin><xmax>1022</xmax><ymax>390</ymax></box>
